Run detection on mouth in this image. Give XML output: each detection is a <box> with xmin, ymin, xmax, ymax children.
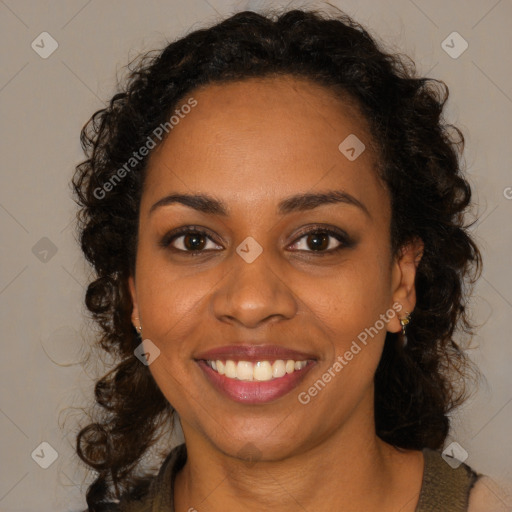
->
<box><xmin>204</xmin><ymin>358</ymin><xmax>310</xmax><ymax>380</ymax></box>
<box><xmin>196</xmin><ymin>357</ymin><xmax>316</xmax><ymax>404</ymax></box>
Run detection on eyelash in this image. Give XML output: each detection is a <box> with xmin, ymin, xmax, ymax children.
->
<box><xmin>159</xmin><ymin>225</ymin><xmax>354</xmax><ymax>256</ymax></box>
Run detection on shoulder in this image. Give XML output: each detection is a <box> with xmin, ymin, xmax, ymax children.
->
<box><xmin>118</xmin><ymin>443</ymin><xmax>187</xmax><ymax>512</ymax></box>
<box><xmin>418</xmin><ymin>448</ymin><xmax>512</xmax><ymax>512</ymax></box>
<box><xmin>416</xmin><ymin>448</ymin><xmax>478</xmax><ymax>511</ymax></box>
<box><xmin>467</xmin><ymin>475</ymin><xmax>512</xmax><ymax>512</ymax></box>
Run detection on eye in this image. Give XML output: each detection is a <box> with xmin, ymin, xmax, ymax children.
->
<box><xmin>160</xmin><ymin>227</ymin><xmax>223</xmax><ymax>253</ymax></box>
<box><xmin>160</xmin><ymin>225</ymin><xmax>353</xmax><ymax>255</ymax></box>
<box><xmin>288</xmin><ymin>227</ymin><xmax>352</xmax><ymax>254</ymax></box>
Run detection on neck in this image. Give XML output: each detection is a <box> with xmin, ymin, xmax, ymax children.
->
<box><xmin>173</xmin><ymin>400</ymin><xmax>423</xmax><ymax>511</ymax></box>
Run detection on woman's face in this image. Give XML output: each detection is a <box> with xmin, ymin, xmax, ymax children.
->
<box><xmin>129</xmin><ymin>75</ymin><xmax>421</xmax><ymax>460</ymax></box>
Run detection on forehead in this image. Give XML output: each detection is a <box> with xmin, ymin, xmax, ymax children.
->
<box><xmin>142</xmin><ymin>75</ymin><xmax>388</xmax><ymax>219</ymax></box>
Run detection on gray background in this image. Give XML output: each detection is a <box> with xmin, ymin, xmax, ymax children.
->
<box><xmin>1</xmin><ymin>0</ymin><xmax>511</xmax><ymax>510</ymax></box>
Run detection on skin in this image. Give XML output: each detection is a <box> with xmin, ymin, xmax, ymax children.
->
<box><xmin>129</xmin><ymin>75</ymin><xmax>425</xmax><ymax>511</ymax></box>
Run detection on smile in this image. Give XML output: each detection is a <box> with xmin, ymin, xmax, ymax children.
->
<box><xmin>197</xmin><ymin>358</ymin><xmax>315</xmax><ymax>404</ymax></box>
<box><xmin>205</xmin><ymin>359</ymin><xmax>309</xmax><ymax>381</ymax></box>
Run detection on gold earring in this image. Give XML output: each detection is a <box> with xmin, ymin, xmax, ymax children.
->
<box><xmin>399</xmin><ymin>311</ymin><xmax>411</xmax><ymax>347</ymax></box>
<box><xmin>135</xmin><ymin>318</ymin><xmax>142</xmax><ymax>337</ymax></box>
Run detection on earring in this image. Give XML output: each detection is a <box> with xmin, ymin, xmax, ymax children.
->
<box><xmin>135</xmin><ymin>318</ymin><xmax>142</xmax><ymax>338</ymax></box>
<box><xmin>399</xmin><ymin>311</ymin><xmax>411</xmax><ymax>347</ymax></box>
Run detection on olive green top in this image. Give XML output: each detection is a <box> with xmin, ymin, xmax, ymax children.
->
<box><xmin>119</xmin><ymin>444</ymin><xmax>479</xmax><ymax>511</ymax></box>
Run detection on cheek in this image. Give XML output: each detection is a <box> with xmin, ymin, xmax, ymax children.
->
<box><xmin>135</xmin><ymin>265</ymin><xmax>209</xmax><ymax>408</ymax></box>
<box><xmin>137</xmin><ymin>276</ymin><xmax>210</xmax><ymax>355</ymax></box>
<box><xmin>302</xmin><ymin>256</ymin><xmax>391</xmax><ymax>342</ymax></box>
<box><xmin>134</xmin><ymin>246</ymin><xmax>212</xmax><ymax>355</ymax></box>
<box><xmin>301</xmin><ymin>269</ymin><xmax>390</xmax><ymax>409</ymax></box>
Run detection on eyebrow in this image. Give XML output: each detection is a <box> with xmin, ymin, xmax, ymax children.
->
<box><xmin>149</xmin><ymin>190</ymin><xmax>371</xmax><ymax>218</ymax></box>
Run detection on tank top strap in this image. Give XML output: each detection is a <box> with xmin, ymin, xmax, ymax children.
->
<box><xmin>415</xmin><ymin>448</ymin><xmax>480</xmax><ymax>512</ymax></box>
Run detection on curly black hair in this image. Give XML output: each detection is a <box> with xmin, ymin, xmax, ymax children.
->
<box><xmin>72</xmin><ymin>7</ymin><xmax>482</xmax><ymax>510</ymax></box>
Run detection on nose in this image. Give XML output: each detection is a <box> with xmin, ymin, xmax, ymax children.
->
<box><xmin>211</xmin><ymin>248</ymin><xmax>298</xmax><ymax>329</ymax></box>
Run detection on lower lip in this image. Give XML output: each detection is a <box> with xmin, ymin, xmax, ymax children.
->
<box><xmin>196</xmin><ymin>360</ymin><xmax>315</xmax><ymax>404</ymax></box>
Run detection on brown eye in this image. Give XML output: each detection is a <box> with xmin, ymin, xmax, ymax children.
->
<box><xmin>289</xmin><ymin>228</ymin><xmax>351</xmax><ymax>253</ymax></box>
<box><xmin>305</xmin><ymin>232</ymin><xmax>330</xmax><ymax>251</ymax></box>
<box><xmin>182</xmin><ymin>232</ymin><xmax>207</xmax><ymax>251</ymax></box>
<box><xmin>161</xmin><ymin>228</ymin><xmax>223</xmax><ymax>253</ymax></box>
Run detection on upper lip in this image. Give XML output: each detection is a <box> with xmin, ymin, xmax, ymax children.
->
<box><xmin>194</xmin><ymin>344</ymin><xmax>317</xmax><ymax>362</ymax></box>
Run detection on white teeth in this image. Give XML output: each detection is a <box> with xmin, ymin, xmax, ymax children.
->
<box><xmin>236</xmin><ymin>361</ymin><xmax>254</xmax><ymax>381</ymax></box>
<box><xmin>225</xmin><ymin>360</ymin><xmax>237</xmax><ymax>379</ymax></box>
<box><xmin>206</xmin><ymin>359</ymin><xmax>308</xmax><ymax>381</ymax></box>
<box><xmin>254</xmin><ymin>361</ymin><xmax>272</xmax><ymax>381</ymax></box>
<box><xmin>272</xmin><ymin>360</ymin><xmax>286</xmax><ymax>378</ymax></box>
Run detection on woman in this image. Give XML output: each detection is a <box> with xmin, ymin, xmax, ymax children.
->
<box><xmin>72</xmin><ymin>7</ymin><xmax>505</xmax><ymax>511</ymax></box>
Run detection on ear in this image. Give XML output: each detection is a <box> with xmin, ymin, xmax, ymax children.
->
<box><xmin>128</xmin><ymin>275</ymin><xmax>141</xmax><ymax>331</ymax></box>
<box><xmin>387</xmin><ymin>237</ymin><xmax>424</xmax><ymax>334</ymax></box>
